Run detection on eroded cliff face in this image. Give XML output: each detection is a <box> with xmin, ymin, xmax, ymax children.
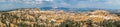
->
<box><xmin>0</xmin><ymin>8</ymin><xmax>120</xmax><ymax>27</ymax></box>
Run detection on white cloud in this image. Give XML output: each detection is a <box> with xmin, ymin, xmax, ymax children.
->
<box><xmin>0</xmin><ymin>0</ymin><xmax>6</xmax><ymax>2</ymax></box>
<box><xmin>89</xmin><ymin>0</ymin><xmax>99</xmax><ymax>2</ymax></box>
<box><xmin>24</xmin><ymin>0</ymin><xmax>54</xmax><ymax>4</ymax></box>
<box><xmin>24</xmin><ymin>1</ymin><xmax>42</xmax><ymax>5</ymax></box>
<box><xmin>0</xmin><ymin>0</ymin><xmax>54</xmax><ymax>4</ymax></box>
<box><xmin>0</xmin><ymin>0</ymin><xmax>120</xmax><ymax>9</ymax></box>
<box><xmin>22</xmin><ymin>0</ymin><xmax>42</xmax><ymax>4</ymax></box>
<box><xmin>105</xmin><ymin>0</ymin><xmax>120</xmax><ymax>5</ymax></box>
<box><xmin>45</xmin><ymin>0</ymin><xmax>53</xmax><ymax>1</ymax></box>
<box><xmin>35</xmin><ymin>0</ymin><xmax>53</xmax><ymax>1</ymax></box>
<box><xmin>71</xmin><ymin>0</ymin><xmax>120</xmax><ymax>8</ymax></box>
<box><xmin>35</xmin><ymin>0</ymin><xmax>42</xmax><ymax>1</ymax></box>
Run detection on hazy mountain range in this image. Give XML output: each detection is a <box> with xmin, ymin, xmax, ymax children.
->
<box><xmin>0</xmin><ymin>7</ymin><xmax>120</xmax><ymax>15</ymax></box>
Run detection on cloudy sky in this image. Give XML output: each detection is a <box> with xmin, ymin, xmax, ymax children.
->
<box><xmin>0</xmin><ymin>0</ymin><xmax>120</xmax><ymax>10</ymax></box>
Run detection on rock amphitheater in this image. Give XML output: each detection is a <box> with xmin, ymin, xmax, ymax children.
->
<box><xmin>0</xmin><ymin>8</ymin><xmax>120</xmax><ymax>27</ymax></box>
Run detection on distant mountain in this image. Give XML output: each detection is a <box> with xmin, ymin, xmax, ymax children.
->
<box><xmin>0</xmin><ymin>7</ymin><xmax>120</xmax><ymax>14</ymax></box>
<box><xmin>39</xmin><ymin>7</ymin><xmax>120</xmax><ymax>15</ymax></box>
<box><xmin>40</xmin><ymin>7</ymin><xmax>99</xmax><ymax>11</ymax></box>
<box><xmin>39</xmin><ymin>7</ymin><xmax>115</xmax><ymax>12</ymax></box>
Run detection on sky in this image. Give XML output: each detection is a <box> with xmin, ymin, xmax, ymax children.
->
<box><xmin>0</xmin><ymin>0</ymin><xmax>120</xmax><ymax>10</ymax></box>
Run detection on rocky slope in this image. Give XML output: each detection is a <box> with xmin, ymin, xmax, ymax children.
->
<box><xmin>0</xmin><ymin>8</ymin><xmax>120</xmax><ymax>27</ymax></box>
